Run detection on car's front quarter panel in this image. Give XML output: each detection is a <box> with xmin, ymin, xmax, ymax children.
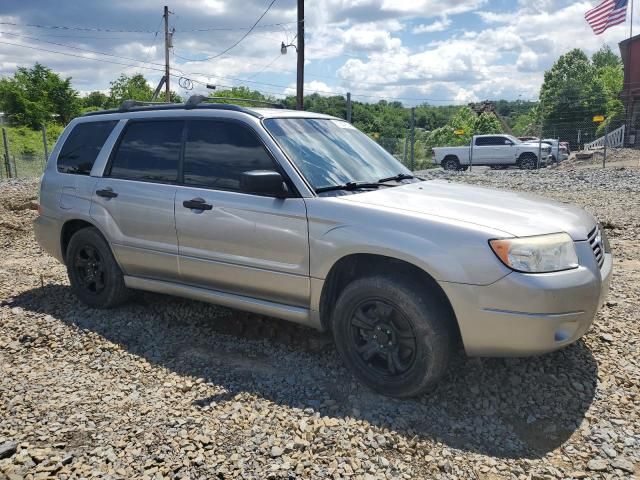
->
<box><xmin>306</xmin><ymin>196</ymin><xmax>513</xmax><ymax>287</ymax></box>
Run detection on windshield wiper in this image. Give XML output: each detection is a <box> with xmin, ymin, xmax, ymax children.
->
<box><xmin>316</xmin><ymin>181</ymin><xmax>388</xmax><ymax>194</ymax></box>
<box><xmin>377</xmin><ymin>173</ymin><xmax>417</xmax><ymax>183</ymax></box>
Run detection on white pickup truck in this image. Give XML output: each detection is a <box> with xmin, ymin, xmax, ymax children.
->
<box><xmin>432</xmin><ymin>134</ymin><xmax>551</xmax><ymax>170</ymax></box>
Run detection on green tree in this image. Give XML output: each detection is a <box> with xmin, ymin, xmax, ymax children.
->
<box><xmin>539</xmin><ymin>49</ymin><xmax>607</xmax><ymax>133</ymax></box>
<box><xmin>107</xmin><ymin>74</ymin><xmax>155</xmax><ymax>107</ymax></box>
<box><xmin>82</xmin><ymin>91</ymin><xmax>109</xmax><ymax>109</ymax></box>
<box><xmin>0</xmin><ymin>63</ymin><xmax>80</xmax><ymax>128</ymax></box>
<box><xmin>594</xmin><ymin>50</ymin><xmax>624</xmax><ymax>133</ymax></box>
<box><xmin>592</xmin><ymin>45</ymin><xmax>621</xmax><ymax>70</ymax></box>
<box><xmin>425</xmin><ymin>107</ymin><xmax>502</xmax><ymax>148</ymax></box>
<box><xmin>210</xmin><ymin>86</ymin><xmax>276</xmax><ymax>106</ymax></box>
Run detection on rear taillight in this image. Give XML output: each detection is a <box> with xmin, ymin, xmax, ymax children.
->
<box><xmin>37</xmin><ymin>204</ymin><xmax>42</xmax><ymax>216</ymax></box>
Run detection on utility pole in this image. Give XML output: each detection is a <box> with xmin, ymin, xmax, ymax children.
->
<box><xmin>163</xmin><ymin>6</ymin><xmax>171</xmax><ymax>102</ymax></box>
<box><xmin>346</xmin><ymin>92</ymin><xmax>352</xmax><ymax>123</ymax></box>
<box><xmin>409</xmin><ymin>107</ymin><xmax>415</xmax><ymax>171</ymax></box>
<box><xmin>296</xmin><ymin>0</ymin><xmax>304</xmax><ymax>110</ymax></box>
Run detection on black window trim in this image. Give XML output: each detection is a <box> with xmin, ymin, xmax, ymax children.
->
<box><xmin>105</xmin><ymin>116</ymin><xmax>300</xmax><ymax>198</ymax></box>
<box><xmin>57</xmin><ymin>119</ymin><xmax>119</xmax><ymax>176</ymax></box>
<box><xmin>104</xmin><ymin>117</ymin><xmax>185</xmax><ymax>185</ymax></box>
<box><xmin>476</xmin><ymin>136</ymin><xmax>507</xmax><ymax>146</ymax></box>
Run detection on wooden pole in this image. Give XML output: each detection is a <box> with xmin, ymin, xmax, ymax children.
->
<box><xmin>296</xmin><ymin>0</ymin><xmax>304</xmax><ymax>110</ymax></box>
<box><xmin>2</xmin><ymin>128</ymin><xmax>10</xmax><ymax>178</ymax></box>
<box><xmin>164</xmin><ymin>6</ymin><xmax>171</xmax><ymax>102</ymax></box>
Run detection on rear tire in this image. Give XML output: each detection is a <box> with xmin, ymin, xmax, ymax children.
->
<box><xmin>442</xmin><ymin>157</ymin><xmax>460</xmax><ymax>171</ymax></box>
<box><xmin>66</xmin><ymin>227</ymin><xmax>130</xmax><ymax>309</ymax></box>
<box><xmin>332</xmin><ymin>275</ymin><xmax>454</xmax><ymax>398</ymax></box>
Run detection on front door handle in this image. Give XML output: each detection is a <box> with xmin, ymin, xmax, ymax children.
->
<box><xmin>183</xmin><ymin>198</ymin><xmax>213</xmax><ymax>210</ymax></box>
<box><xmin>96</xmin><ymin>188</ymin><xmax>118</xmax><ymax>198</ymax></box>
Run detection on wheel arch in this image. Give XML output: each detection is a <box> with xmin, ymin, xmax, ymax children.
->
<box><xmin>441</xmin><ymin>154</ymin><xmax>460</xmax><ymax>165</ymax></box>
<box><xmin>518</xmin><ymin>151</ymin><xmax>537</xmax><ymax>161</ymax></box>
<box><xmin>60</xmin><ymin>219</ymin><xmax>115</xmax><ymax>266</ymax></box>
<box><xmin>318</xmin><ymin>253</ymin><xmax>461</xmax><ymax>343</ymax></box>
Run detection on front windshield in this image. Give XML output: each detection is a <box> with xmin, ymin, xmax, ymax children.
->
<box><xmin>506</xmin><ymin>135</ymin><xmax>522</xmax><ymax>144</ymax></box>
<box><xmin>264</xmin><ymin>118</ymin><xmax>411</xmax><ymax>190</ymax></box>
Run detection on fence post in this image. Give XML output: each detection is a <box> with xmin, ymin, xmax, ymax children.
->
<box><xmin>42</xmin><ymin>124</ymin><xmax>49</xmax><ymax>169</ymax></box>
<box><xmin>403</xmin><ymin>135</ymin><xmax>409</xmax><ymax>165</ymax></box>
<box><xmin>409</xmin><ymin>107</ymin><xmax>415</xmax><ymax>171</ymax></box>
<box><xmin>537</xmin><ymin>136</ymin><xmax>542</xmax><ymax>170</ymax></box>
<box><xmin>346</xmin><ymin>92</ymin><xmax>352</xmax><ymax>123</ymax></box>
<box><xmin>603</xmin><ymin>123</ymin><xmax>608</xmax><ymax>168</ymax></box>
<box><xmin>2</xmin><ymin>127</ymin><xmax>11</xmax><ymax>179</ymax></box>
<box><xmin>577</xmin><ymin>129</ymin><xmax>581</xmax><ymax>149</ymax></box>
<box><xmin>12</xmin><ymin>155</ymin><xmax>17</xmax><ymax>178</ymax></box>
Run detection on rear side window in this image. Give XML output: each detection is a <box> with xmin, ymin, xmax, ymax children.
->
<box><xmin>57</xmin><ymin>121</ymin><xmax>118</xmax><ymax>175</ymax></box>
<box><xmin>183</xmin><ymin>120</ymin><xmax>277</xmax><ymax>191</ymax></box>
<box><xmin>109</xmin><ymin>121</ymin><xmax>183</xmax><ymax>183</ymax></box>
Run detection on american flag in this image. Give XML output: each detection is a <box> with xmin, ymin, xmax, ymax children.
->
<box><xmin>585</xmin><ymin>0</ymin><xmax>629</xmax><ymax>34</ymax></box>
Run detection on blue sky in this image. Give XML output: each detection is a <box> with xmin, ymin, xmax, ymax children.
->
<box><xmin>0</xmin><ymin>0</ymin><xmax>631</xmax><ymax>105</ymax></box>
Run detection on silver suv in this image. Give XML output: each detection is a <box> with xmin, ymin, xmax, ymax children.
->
<box><xmin>34</xmin><ymin>96</ymin><xmax>612</xmax><ymax>397</ymax></box>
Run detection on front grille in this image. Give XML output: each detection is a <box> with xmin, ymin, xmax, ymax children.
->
<box><xmin>588</xmin><ymin>226</ymin><xmax>604</xmax><ymax>268</ymax></box>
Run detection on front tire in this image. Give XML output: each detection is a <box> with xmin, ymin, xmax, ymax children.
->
<box><xmin>518</xmin><ymin>155</ymin><xmax>537</xmax><ymax>170</ymax></box>
<box><xmin>66</xmin><ymin>227</ymin><xmax>130</xmax><ymax>309</ymax></box>
<box><xmin>332</xmin><ymin>275</ymin><xmax>454</xmax><ymax>398</ymax></box>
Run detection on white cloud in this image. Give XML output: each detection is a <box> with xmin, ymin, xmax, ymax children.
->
<box><xmin>381</xmin><ymin>0</ymin><xmax>487</xmax><ymax>16</ymax></box>
<box><xmin>284</xmin><ymin>80</ymin><xmax>346</xmax><ymax>97</ymax></box>
<box><xmin>412</xmin><ymin>18</ymin><xmax>452</xmax><ymax>33</ymax></box>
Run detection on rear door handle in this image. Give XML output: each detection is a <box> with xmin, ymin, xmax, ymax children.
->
<box><xmin>96</xmin><ymin>188</ymin><xmax>118</xmax><ymax>198</ymax></box>
<box><xmin>183</xmin><ymin>198</ymin><xmax>213</xmax><ymax>210</ymax></box>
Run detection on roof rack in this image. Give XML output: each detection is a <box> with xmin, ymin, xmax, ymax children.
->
<box><xmin>81</xmin><ymin>96</ymin><xmax>285</xmax><ymax>118</ymax></box>
<box><xmin>185</xmin><ymin>94</ymin><xmax>285</xmax><ymax>109</ymax></box>
<box><xmin>119</xmin><ymin>99</ymin><xmax>174</xmax><ymax>111</ymax></box>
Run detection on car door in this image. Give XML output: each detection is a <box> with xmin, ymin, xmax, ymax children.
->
<box><xmin>90</xmin><ymin>119</ymin><xmax>183</xmax><ymax>281</ymax></box>
<box><xmin>174</xmin><ymin>119</ymin><xmax>310</xmax><ymax>307</ymax></box>
<box><xmin>472</xmin><ymin>136</ymin><xmax>494</xmax><ymax>164</ymax></box>
<box><xmin>496</xmin><ymin>136</ymin><xmax>517</xmax><ymax>165</ymax></box>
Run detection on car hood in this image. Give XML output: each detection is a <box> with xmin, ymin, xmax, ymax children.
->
<box><xmin>341</xmin><ymin>180</ymin><xmax>596</xmax><ymax>240</ymax></box>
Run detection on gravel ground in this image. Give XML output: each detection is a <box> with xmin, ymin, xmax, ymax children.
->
<box><xmin>1</xmin><ymin>168</ymin><xmax>638</xmax><ymax>480</ymax></box>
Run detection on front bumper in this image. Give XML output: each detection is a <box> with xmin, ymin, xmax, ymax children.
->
<box><xmin>440</xmin><ymin>241</ymin><xmax>612</xmax><ymax>356</ymax></box>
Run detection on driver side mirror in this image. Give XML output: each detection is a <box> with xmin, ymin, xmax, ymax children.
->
<box><xmin>240</xmin><ymin>170</ymin><xmax>289</xmax><ymax>198</ymax></box>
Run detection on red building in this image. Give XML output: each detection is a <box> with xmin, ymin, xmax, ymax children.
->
<box><xmin>619</xmin><ymin>34</ymin><xmax>640</xmax><ymax>145</ymax></box>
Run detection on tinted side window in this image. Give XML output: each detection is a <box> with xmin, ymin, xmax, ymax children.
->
<box><xmin>109</xmin><ymin>121</ymin><xmax>182</xmax><ymax>182</ymax></box>
<box><xmin>475</xmin><ymin>137</ymin><xmax>489</xmax><ymax>146</ymax></box>
<box><xmin>183</xmin><ymin>121</ymin><xmax>277</xmax><ymax>191</ymax></box>
<box><xmin>57</xmin><ymin>121</ymin><xmax>118</xmax><ymax>175</ymax></box>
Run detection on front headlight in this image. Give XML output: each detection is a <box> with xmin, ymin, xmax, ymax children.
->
<box><xmin>489</xmin><ymin>233</ymin><xmax>579</xmax><ymax>273</ymax></box>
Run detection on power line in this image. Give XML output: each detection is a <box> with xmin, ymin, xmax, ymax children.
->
<box><xmin>176</xmin><ymin>21</ymin><xmax>299</xmax><ymax>32</ymax></box>
<box><xmin>1</xmin><ymin>39</ymin><xmax>630</xmax><ymax>106</ymax></box>
<box><xmin>0</xmin><ymin>31</ymin><xmax>167</xmax><ymax>69</ymax></box>
<box><xmin>0</xmin><ymin>19</ymin><xmax>297</xmax><ymax>34</ymax></box>
<box><xmin>246</xmin><ymin>53</ymin><xmax>283</xmax><ymax>79</ymax></box>
<box><xmin>0</xmin><ymin>21</ymin><xmax>159</xmax><ymax>33</ymax></box>
<box><xmin>173</xmin><ymin>0</ymin><xmax>278</xmax><ymax>62</ymax></box>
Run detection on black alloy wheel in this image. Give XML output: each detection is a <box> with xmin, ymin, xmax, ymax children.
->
<box><xmin>349</xmin><ymin>298</ymin><xmax>417</xmax><ymax>376</ymax></box>
<box><xmin>74</xmin><ymin>244</ymin><xmax>106</xmax><ymax>295</ymax></box>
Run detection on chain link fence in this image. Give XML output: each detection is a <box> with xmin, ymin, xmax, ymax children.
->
<box><xmin>2</xmin><ymin>107</ymin><xmax>638</xmax><ymax>181</ymax></box>
<box><xmin>1</xmin><ymin>125</ymin><xmax>57</xmax><ymax>180</ymax></box>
